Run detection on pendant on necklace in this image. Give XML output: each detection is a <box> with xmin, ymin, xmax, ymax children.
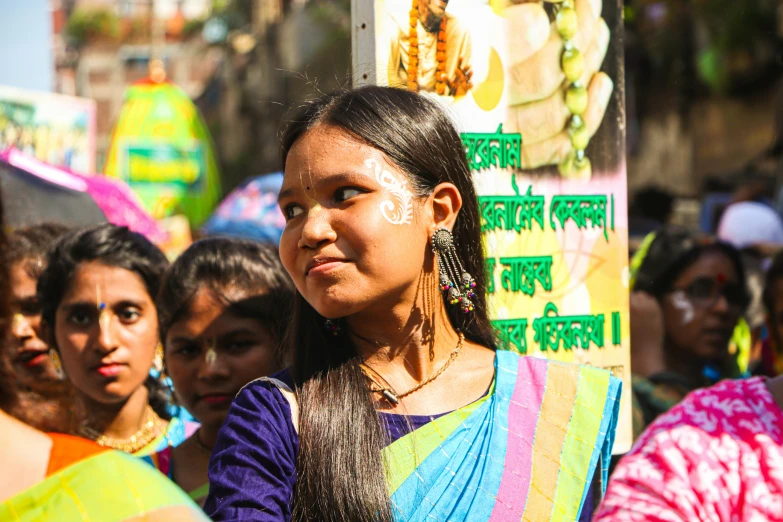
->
<box><xmin>381</xmin><ymin>389</ymin><xmax>400</xmax><ymax>406</ymax></box>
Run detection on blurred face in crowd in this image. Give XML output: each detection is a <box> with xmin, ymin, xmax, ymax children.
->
<box><xmin>9</xmin><ymin>260</ymin><xmax>58</xmax><ymax>385</ymax></box>
<box><xmin>53</xmin><ymin>262</ymin><xmax>158</xmax><ymax>405</ymax></box>
<box><xmin>164</xmin><ymin>288</ymin><xmax>278</xmax><ymax>429</ymax></box>
<box><xmin>661</xmin><ymin>251</ymin><xmax>746</xmax><ymax>364</ymax></box>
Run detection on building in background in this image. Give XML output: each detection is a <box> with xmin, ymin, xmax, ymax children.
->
<box><xmin>49</xmin><ymin>0</ymin><xmax>349</xmax><ymax>193</ymax></box>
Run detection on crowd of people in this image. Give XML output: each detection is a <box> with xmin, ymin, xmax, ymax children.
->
<box><xmin>2</xmin><ymin>85</ymin><xmax>783</xmax><ymax>521</ymax></box>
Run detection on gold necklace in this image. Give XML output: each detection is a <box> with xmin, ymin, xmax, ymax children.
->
<box><xmin>360</xmin><ymin>332</ymin><xmax>464</xmax><ymax>406</ymax></box>
<box><xmin>79</xmin><ymin>405</ymin><xmax>164</xmax><ymax>453</ymax></box>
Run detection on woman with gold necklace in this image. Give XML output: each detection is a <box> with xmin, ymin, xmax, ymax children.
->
<box><xmin>205</xmin><ymin>86</ymin><xmax>621</xmax><ymax>522</ymax></box>
<box><xmin>0</xmin><ymin>203</ymin><xmax>207</xmax><ymax>521</ymax></box>
<box><xmin>37</xmin><ymin>224</ymin><xmax>194</xmax><ymax>455</ymax></box>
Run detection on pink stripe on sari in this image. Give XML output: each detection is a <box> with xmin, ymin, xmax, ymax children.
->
<box><xmin>489</xmin><ymin>356</ymin><xmax>548</xmax><ymax>521</ymax></box>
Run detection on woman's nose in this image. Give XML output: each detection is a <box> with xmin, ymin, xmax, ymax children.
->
<box><xmin>11</xmin><ymin>314</ymin><xmax>34</xmax><ymax>339</ymax></box>
<box><xmin>298</xmin><ymin>205</ymin><xmax>337</xmax><ymax>249</ymax></box>
<box><xmin>96</xmin><ymin>314</ymin><xmax>119</xmax><ymax>352</ymax></box>
<box><xmin>198</xmin><ymin>350</ymin><xmax>230</xmax><ymax>379</ymax></box>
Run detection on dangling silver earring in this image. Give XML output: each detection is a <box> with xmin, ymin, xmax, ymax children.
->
<box><xmin>431</xmin><ymin>228</ymin><xmax>476</xmax><ymax>313</ymax></box>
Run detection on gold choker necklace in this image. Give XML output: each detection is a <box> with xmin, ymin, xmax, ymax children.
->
<box><xmin>360</xmin><ymin>332</ymin><xmax>464</xmax><ymax>406</ymax></box>
<box><xmin>79</xmin><ymin>405</ymin><xmax>164</xmax><ymax>453</ymax></box>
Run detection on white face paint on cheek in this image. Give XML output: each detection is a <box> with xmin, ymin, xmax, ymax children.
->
<box><xmin>671</xmin><ymin>291</ymin><xmax>695</xmax><ymax>325</ymax></box>
<box><xmin>364</xmin><ymin>158</ymin><xmax>413</xmax><ymax>225</ymax></box>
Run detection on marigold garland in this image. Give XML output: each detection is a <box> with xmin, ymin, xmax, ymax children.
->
<box><xmin>407</xmin><ymin>1</ymin><xmax>448</xmax><ymax>95</ymax></box>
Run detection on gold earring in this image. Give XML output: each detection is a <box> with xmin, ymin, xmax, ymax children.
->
<box><xmin>153</xmin><ymin>343</ymin><xmax>164</xmax><ymax>373</ymax></box>
<box><xmin>50</xmin><ymin>349</ymin><xmax>66</xmax><ymax>379</ymax></box>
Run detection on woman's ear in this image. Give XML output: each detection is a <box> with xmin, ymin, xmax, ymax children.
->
<box><xmin>428</xmin><ymin>183</ymin><xmax>463</xmax><ymax>232</ymax></box>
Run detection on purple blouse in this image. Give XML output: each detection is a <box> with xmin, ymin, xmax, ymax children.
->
<box><xmin>203</xmin><ymin>372</ymin><xmax>443</xmax><ymax>521</ymax></box>
<box><xmin>204</xmin><ymin>372</ymin><xmax>597</xmax><ymax>521</ymax></box>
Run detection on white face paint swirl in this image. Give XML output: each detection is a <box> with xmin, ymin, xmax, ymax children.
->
<box><xmin>670</xmin><ymin>290</ymin><xmax>695</xmax><ymax>325</ymax></box>
<box><xmin>365</xmin><ymin>158</ymin><xmax>413</xmax><ymax>225</ymax></box>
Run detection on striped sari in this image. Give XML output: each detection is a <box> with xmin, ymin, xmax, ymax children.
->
<box><xmin>385</xmin><ymin>350</ymin><xmax>621</xmax><ymax>521</ymax></box>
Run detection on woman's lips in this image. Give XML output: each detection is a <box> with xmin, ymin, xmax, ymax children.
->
<box><xmin>96</xmin><ymin>363</ymin><xmax>125</xmax><ymax>377</ymax></box>
<box><xmin>199</xmin><ymin>394</ymin><xmax>233</xmax><ymax>406</ymax></box>
<box><xmin>16</xmin><ymin>345</ymin><xmax>49</xmax><ymax>368</ymax></box>
<box><xmin>18</xmin><ymin>350</ymin><xmax>49</xmax><ymax>368</ymax></box>
<box><xmin>306</xmin><ymin>259</ymin><xmax>347</xmax><ymax>276</ymax></box>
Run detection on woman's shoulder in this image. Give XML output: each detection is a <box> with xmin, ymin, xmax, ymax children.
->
<box><xmin>240</xmin><ymin>368</ymin><xmax>294</xmax><ymax>392</ymax></box>
<box><xmin>496</xmin><ymin>352</ymin><xmax>621</xmax><ymax>424</ymax></box>
<box><xmin>46</xmin><ymin>433</ymin><xmax>106</xmax><ymax>476</ymax></box>
<box><xmin>235</xmin><ymin>368</ymin><xmax>294</xmax><ymax>408</ymax></box>
<box><xmin>598</xmin><ymin>377</ymin><xmax>783</xmax><ymax>521</ymax></box>
<box><xmin>220</xmin><ymin>369</ymin><xmax>298</xmax><ymax>444</ymax></box>
<box><xmin>204</xmin><ymin>371</ymin><xmax>298</xmax><ymax>520</ymax></box>
<box><xmin>499</xmin><ymin>351</ymin><xmax>620</xmax><ymax>384</ymax></box>
<box><xmin>634</xmin><ymin>376</ymin><xmax>783</xmax><ymax>450</ymax></box>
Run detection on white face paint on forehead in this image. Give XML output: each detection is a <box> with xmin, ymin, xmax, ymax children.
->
<box><xmin>670</xmin><ymin>290</ymin><xmax>695</xmax><ymax>325</ymax></box>
<box><xmin>365</xmin><ymin>158</ymin><xmax>414</xmax><ymax>226</ymax></box>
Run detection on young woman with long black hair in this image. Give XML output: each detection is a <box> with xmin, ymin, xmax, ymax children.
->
<box><xmin>37</xmin><ymin>224</ymin><xmax>193</xmax><ymax>455</ymax></box>
<box><xmin>0</xmin><ymin>204</ymin><xmax>208</xmax><ymax>521</ymax></box>
<box><xmin>205</xmin><ymin>86</ymin><xmax>622</xmax><ymax>522</ymax></box>
<box><xmin>147</xmin><ymin>237</ymin><xmax>294</xmax><ymax>505</ymax></box>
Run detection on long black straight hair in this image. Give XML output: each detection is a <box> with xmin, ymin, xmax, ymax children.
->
<box><xmin>280</xmin><ymin>86</ymin><xmax>497</xmax><ymax>521</ymax></box>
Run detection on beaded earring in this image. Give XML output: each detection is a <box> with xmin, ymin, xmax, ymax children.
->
<box><xmin>431</xmin><ymin>228</ymin><xmax>476</xmax><ymax>313</ymax></box>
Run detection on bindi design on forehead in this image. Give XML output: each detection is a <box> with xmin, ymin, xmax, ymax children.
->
<box><xmin>365</xmin><ymin>158</ymin><xmax>413</xmax><ymax>225</ymax></box>
<box><xmin>97</xmin><ymin>284</ymin><xmax>111</xmax><ymax>332</ymax></box>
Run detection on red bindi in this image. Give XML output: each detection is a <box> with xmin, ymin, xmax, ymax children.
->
<box><xmin>716</xmin><ymin>272</ymin><xmax>727</xmax><ymax>285</ymax></box>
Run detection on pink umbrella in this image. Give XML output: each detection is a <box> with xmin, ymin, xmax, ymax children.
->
<box><xmin>0</xmin><ymin>148</ymin><xmax>167</xmax><ymax>244</ymax></box>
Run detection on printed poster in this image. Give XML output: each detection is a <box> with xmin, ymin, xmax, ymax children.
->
<box><xmin>0</xmin><ymin>85</ymin><xmax>96</xmax><ymax>174</ymax></box>
<box><xmin>119</xmin><ymin>140</ymin><xmax>206</xmax><ymax>218</ymax></box>
<box><xmin>354</xmin><ymin>0</ymin><xmax>632</xmax><ymax>452</ymax></box>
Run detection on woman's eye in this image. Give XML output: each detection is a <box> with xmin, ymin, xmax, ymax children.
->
<box><xmin>118</xmin><ymin>308</ymin><xmax>141</xmax><ymax>323</ymax></box>
<box><xmin>284</xmin><ymin>204</ymin><xmax>304</xmax><ymax>220</ymax></box>
<box><xmin>176</xmin><ymin>345</ymin><xmax>199</xmax><ymax>357</ymax></box>
<box><xmin>226</xmin><ymin>340</ymin><xmax>254</xmax><ymax>352</ymax></box>
<box><xmin>68</xmin><ymin>311</ymin><xmax>91</xmax><ymax>326</ymax></box>
<box><xmin>335</xmin><ymin>187</ymin><xmax>363</xmax><ymax>203</ymax></box>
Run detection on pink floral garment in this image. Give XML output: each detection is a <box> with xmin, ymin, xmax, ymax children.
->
<box><xmin>595</xmin><ymin>377</ymin><xmax>783</xmax><ymax>522</ymax></box>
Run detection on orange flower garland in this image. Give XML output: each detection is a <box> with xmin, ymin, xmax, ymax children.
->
<box><xmin>407</xmin><ymin>2</ymin><xmax>448</xmax><ymax>95</ymax></box>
